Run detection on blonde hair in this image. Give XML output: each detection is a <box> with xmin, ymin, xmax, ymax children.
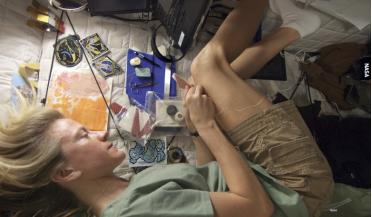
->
<box><xmin>0</xmin><ymin>99</ymin><xmax>92</xmax><ymax>217</ymax></box>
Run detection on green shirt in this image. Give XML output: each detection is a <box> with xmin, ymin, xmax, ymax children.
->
<box><xmin>101</xmin><ymin>161</ymin><xmax>308</xmax><ymax>217</ymax></box>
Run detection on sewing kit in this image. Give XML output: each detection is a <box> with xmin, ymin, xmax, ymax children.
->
<box><xmin>155</xmin><ymin>100</ymin><xmax>185</xmax><ymax>128</ymax></box>
<box><xmin>125</xmin><ymin>49</ymin><xmax>177</xmax><ymax>109</ymax></box>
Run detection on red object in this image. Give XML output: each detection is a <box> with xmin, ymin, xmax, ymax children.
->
<box><xmin>110</xmin><ymin>102</ymin><xmax>123</xmax><ymax>114</ymax></box>
<box><xmin>58</xmin><ymin>21</ymin><xmax>65</xmax><ymax>33</ymax></box>
<box><xmin>131</xmin><ymin>108</ymin><xmax>140</xmax><ymax>138</ymax></box>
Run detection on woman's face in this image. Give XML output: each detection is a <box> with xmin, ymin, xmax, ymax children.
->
<box><xmin>50</xmin><ymin>118</ymin><xmax>125</xmax><ymax>179</ymax></box>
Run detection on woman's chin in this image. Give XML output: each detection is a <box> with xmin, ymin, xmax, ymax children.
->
<box><xmin>114</xmin><ymin>149</ymin><xmax>126</xmax><ymax>163</ymax></box>
<box><xmin>106</xmin><ymin>145</ymin><xmax>127</xmax><ymax>167</ymax></box>
<box><xmin>119</xmin><ymin>151</ymin><xmax>126</xmax><ymax>161</ymax></box>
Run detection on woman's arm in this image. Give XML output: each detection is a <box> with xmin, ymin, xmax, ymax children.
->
<box><xmin>192</xmin><ymin>136</ymin><xmax>215</xmax><ymax>166</ymax></box>
<box><xmin>176</xmin><ymin>74</ymin><xmax>216</xmax><ymax>166</ymax></box>
<box><xmin>184</xmin><ymin>85</ymin><xmax>273</xmax><ymax>217</ymax></box>
<box><xmin>184</xmin><ymin>108</ymin><xmax>216</xmax><ymax>165</ymax></box>
<box><xmin>199</xmin><ymin>121</ymin><xmax>273</xmax><ymax>217</ymax></box>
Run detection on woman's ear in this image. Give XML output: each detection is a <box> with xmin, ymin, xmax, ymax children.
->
<box><xmin>52</xmin><ymin>166</ymin><xmax>82</xmax><ymax>183</ymax></box>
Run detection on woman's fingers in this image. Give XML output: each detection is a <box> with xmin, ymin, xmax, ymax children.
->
<box><xmin>172</xmin><ymin>73</ymin><xmax>191</xmax><ymax>89</ymax></box>
<box><xmin>183</xmin><ymin>85</ymin><xmax>210</xmax><ymax>112</ymax></box>
<box><xmin>184</xmin><ymin>109</ymin><xmax>196</xmax><ymax>132</ymax></box>
<box><xmin>184</xmin><ymin>85</ymin><xmax>204</xmax><ymax>99</ymax></box>
<box><xmin>182</xmin><ymin>85</ymin><xmax>190</xmax><ymax>100</ymax></box>
<box><xmin>194</xmin><ymin>85</ymin><xmax>203</xmax><ymax>97</ymax></box>
<box><xmin>187</xmin><ymin>86</ymin><xmax>196</xmax><ymax>99</ymax></box>
<box><xmin>184</xmin><ymin>86</ymin><xmax>195</xmax><ymax>106</ymax></box>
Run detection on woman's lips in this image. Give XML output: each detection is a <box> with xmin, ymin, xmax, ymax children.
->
<box><xmin>107</xmin><ymin>143</ymin><xmax>114</xmax><ymax>150</ymax></box>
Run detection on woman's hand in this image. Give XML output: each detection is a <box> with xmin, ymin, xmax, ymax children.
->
<box><xmin>184</xmin><ymin>85</ymin><xmax>216</xmax><ymax>129</ymax></box>
<box><xmin>183</xmin><ymin>108</ymin><xmax>197</xmax><ymax>133</ymax></box>
<box><xmin>173</xmin><ymin>73</ymin><xmax>197</xmax><ymax>132</ymax></box>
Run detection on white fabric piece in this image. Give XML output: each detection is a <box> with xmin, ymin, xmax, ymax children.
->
<box><xmin>269</xmin><ymin>0</ymin><xmax>321</xmax><ymax>38</ymax></box>
<box><xmin>262</xmin><ymin>7</ymin><xmax>370</xmax><ymax>53</ymax></box>
<box><xmin>297</xmin><ymin>0</ymin><xmax>371</xmax><ymax>30</ymax></box>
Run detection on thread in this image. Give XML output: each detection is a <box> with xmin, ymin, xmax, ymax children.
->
<box><xmin>168</xmin><ymin>147</ymin><xmax>186</xmax><ymax>163</ymax></box>
<box><xmin>174</xmin><ymin>112</ymin><xmax>184</xmax><ymax>122</ymax></box>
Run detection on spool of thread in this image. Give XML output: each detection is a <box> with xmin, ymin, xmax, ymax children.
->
<box><xmin>166</xmin><ymin>105</ymin><xmax>178</xmax><ymax>116</ymax></box>
<box><xmin>168</xmin><ymin>147</ymin><xmax>186</xmax><ymax>163</ymax></box>
<box><xmin>174</xmin><ymin>112</ymin><xmax>184</xmax><ymax>122</ymax></box>
<box><xmin>130</xmin><ymin>57</ymin><xmax>141</xmax><ymax>66</ymax></box>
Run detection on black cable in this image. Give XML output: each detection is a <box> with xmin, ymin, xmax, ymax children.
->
<box><xmin>65</xmin><ymin>12</ymin><xmax>125</xmax><ymax>141</ymax></box>
<box><xmin>304</xmin><ymin>71</ymin><xmax>312</xmax><ymax>103</ymax></box>
<box><xmin>303</xmin><ymin>70</ymin><xmax>317</xmax><ymax>137</ymax></box>
<box><xmin>167</xmin><ymin>136</ymin><xmax>176</xmax><ymax>149</ymax></box>
<box><xmin>65</xmin><ymin>12</ymin><xmax>77</xmax><ymax>36</ymax></box>
<box><xmin>151</xmin><ymin>24</ymin><xmax>186</xmax><ymax>63</ymax></box>
<box><xmin>289</xmin><ymin>70</ymin><xmax>306</xmax><ymax>100</ymax></box>
<box><xmin>42</xmin><ymin>10</ymin><xmax>64</xmax><ymax>105</ymax></box>
<box><xmin>108</xmin><ymin>15</ymin><xmax>157</xmax><ymax>22</ymax></box>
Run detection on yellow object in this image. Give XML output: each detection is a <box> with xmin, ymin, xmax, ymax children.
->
<box><xmin>130</xmin><ymin>57</ymin><xmax>141</xmax><ymax>66</ymax></box>
<box><xmin>26</xmin><ymin>0</ymin><xmax>64</xmax><ymax>33</ymax></box>
<box><xmin>36</xmin><ymin>14</ymin><xmax>50</xmax><ymax>23</ymax></box>
<box><xmin>19</xmin><ymin>63</ymin><xmax>40</xmax><ymax>91</ymax></box>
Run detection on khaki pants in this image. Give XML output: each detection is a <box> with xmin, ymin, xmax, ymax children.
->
<box><xmin>227</xmin><ymin>101</ymin><xmax>334</xmax><ymax>217</ymax></box>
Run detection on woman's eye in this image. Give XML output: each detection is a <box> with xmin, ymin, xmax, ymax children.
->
<box><xmin>81</xmin><ymin>132</ymin><xmax>89</xmax><ymax>138</ymax></box>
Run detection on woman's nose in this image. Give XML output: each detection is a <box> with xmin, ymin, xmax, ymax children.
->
<box><xmin>93</xmin><ymin>131</ymin><xmax>108</xmax><ymax>141</ymax></box>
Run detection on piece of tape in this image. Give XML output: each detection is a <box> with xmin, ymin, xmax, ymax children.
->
<box><xmin>164</xmin><ymin>63</ymin><xmax>171</xmax><ymax>98</ymax></box>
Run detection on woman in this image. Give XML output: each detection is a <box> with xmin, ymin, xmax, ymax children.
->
<box><xmin>0</xmin><ymin>0</ymin><xmax>333</xmax><ymax>217</ymax></box>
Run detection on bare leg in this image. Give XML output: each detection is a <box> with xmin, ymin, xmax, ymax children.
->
<box><xmin>190</xmin><ymin>4</ymin><xmax>333</xmax><ymax>216</ymax></box>
<box><xmin>191</xmin><ymin>45</ymin><xmax>261</xmax><ymax>131</ymax></box>
<box><xmin>190</xmin><ymin>27</ymin><xmax>299</xmax><ymax>165</ymax></box>
<box><xmin>209</xmin><ymin>0</ymin><xmax>269</xmax><ymax>62</ymax></box>
<box><xmin>191</xmin><ymin>2</ymin><xmax>300</xmax><ymax>131</ymax></box>
<box><xmin>231</xmin><ymin>28</ymin><xmax>299</xmax><ymax>79</ymax></box>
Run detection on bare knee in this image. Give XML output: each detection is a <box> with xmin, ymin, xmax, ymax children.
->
<box><xmin>190</xmin><ymin>42</ymin><xmax>230</xmax><ymax>82</ymax></box>
<box><xmin>191</xmin><ymin>42</ymin><xmax>225</xmax><ymax>74</ymax></box>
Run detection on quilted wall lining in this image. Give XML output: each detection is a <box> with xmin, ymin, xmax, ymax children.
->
<box><xmin>262</xmin><ymin>7</ymin><xmax>370</xmax><ymax>53</ymax></box>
